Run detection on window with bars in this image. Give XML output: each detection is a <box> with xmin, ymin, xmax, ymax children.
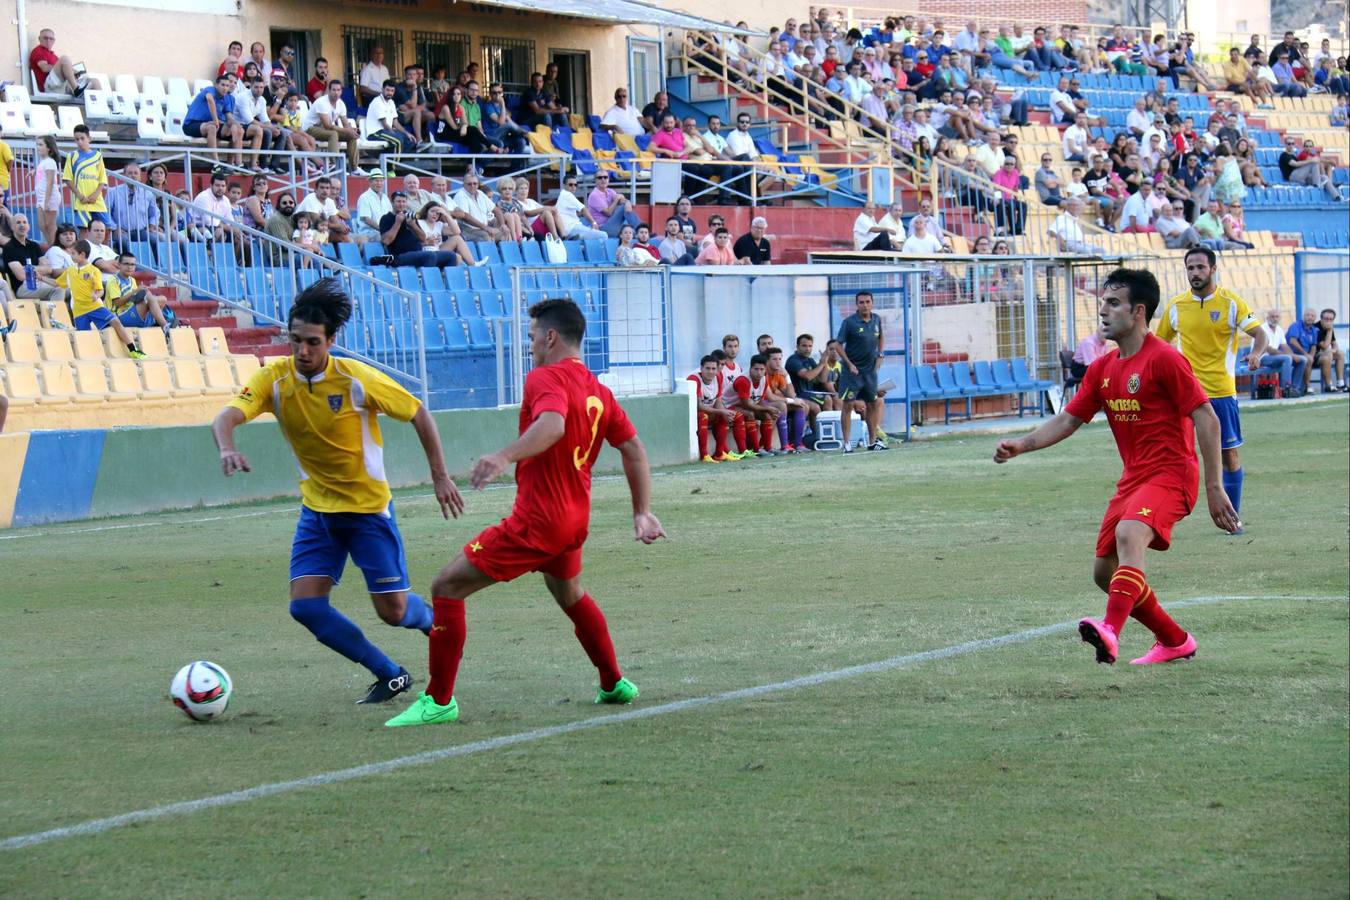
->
<box><xmin>414</xmin><ymin>31</ymin><xmax>471</xmax><ymax>80</ymax></box>
<box><xmin>341</xmin><ymin>26</ymin><xmax>403</xmax><ymax>86</ymax></box>
<box><xmin>480</xmin><ymin>36</ymin><xmax>535</xmax><ymax>94</ymax></box>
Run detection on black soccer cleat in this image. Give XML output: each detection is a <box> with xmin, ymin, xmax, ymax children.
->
<box><xmin>358</xmin><ymin>667</ymin><xmax>413</xmax><ymax>704</ymax></box>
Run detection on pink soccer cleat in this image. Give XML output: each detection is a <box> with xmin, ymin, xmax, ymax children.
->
<box><xmin>1129</xmin><ymin>633</ymin><xmax>1198</xmax><ymax>665</ymax></box>
<box><xmin>1078</xmin><ymin>618</ymin><xmax>1119</xmax><ymax>665</ymax></box>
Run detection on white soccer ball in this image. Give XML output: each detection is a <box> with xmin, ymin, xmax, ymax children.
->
<box><xmin>170</xmin><ymin>661</ymin><xmax>233</xmax><ymax>722</ymax></box>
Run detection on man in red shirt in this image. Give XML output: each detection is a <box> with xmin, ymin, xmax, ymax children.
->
<box><xmin>305</xmin><ymin>57</ymin><xmax>330</xmax><ymax>102</ymax></box>
<box><xmin>387</xmin><ymin>298</ymin><xmax>666</xmax><ymax>726</ymax></box>
<box><xmin>29</xmin><ymin>28</ymin><xmax>86</xmax><ymax>95</ymax></box>
<box><xmin>732</xmin><ymin>354</ymin><xmax>784</xmax><ymax>457</ymax></box>
<box><xmin>994</xmin><ymin>268</ymin><xmax>1239</xmax><ymax>666</ymax></box>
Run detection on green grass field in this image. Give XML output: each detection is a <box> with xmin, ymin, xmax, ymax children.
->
<box><xmin>2</xmin><ymin>403</ymin><xmax>1347</xmax><ymax>897</ymax></box>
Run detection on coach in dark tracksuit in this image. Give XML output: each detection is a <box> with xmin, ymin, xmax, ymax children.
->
<box><xmin>835</xmin><ymin>289</ymin><xmax>887</xmax><ymax>452</ymax></box>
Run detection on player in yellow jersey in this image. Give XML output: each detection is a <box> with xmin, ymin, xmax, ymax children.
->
<box><xmin>211</xmin><ymin>278</ymin><xmax>465</xmax><ymax>704</ymax></box>
<box><xmin>1155</xmin><ymin>248</ymin><xmax>1267</xmax><ymax>532</ymax></box>
<box><xmin>44</xmin><ymin>239</ymin><xmax>146</xmax><ymax>358</ymax></box>
<box><xmin>60</xmin><ymin>125</ymin><xmax>110</xmax><ymax>232</ymax></box>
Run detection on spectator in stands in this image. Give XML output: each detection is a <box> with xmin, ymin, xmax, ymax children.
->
<box><xmin>105</xmin><ymin>163</ymin><xmax>161</xmax><ymax>248</ymax></box>
<box><xmin>105</xmin><ymin>250</ymin><xmax>171</xmax><ymax>333</ymax></box>
<box><xmin>1125</xmin><ymin>97</ymin><xmax>1150</xmax><ymax>138</ymax></box>
<box><xmin>1271</xmin><ymin>51</ymin><xmax>1307</xmax><ymax>97</ymax></box>
<box><xmin>678</xmin><ymin>118</ymin><xmax>734</xmax><ymax>205</ymax></box>
<box><xmin>1313</xmin><ymin>56</ymin><xmax>1349</xmax><ymax>96</ymax></box>
<box><xmin>657</xmin><ymin>216</ymin><xmax>695</xmax><ymax>265</ymax></box>
<box><xmin>275</xmin><ymin>89</ymin><xmax>321</xmax><ymax>169</ymax></box>
<box><xmin>479</xmin><ymin>83</ymin><xmax>529</xmax><ymax>154</ymax></box>
<box><xmin>357</xmin><ymin>46</ymin><xmax>390</xmax><ymax>107</ymax></box>
<box><xmin>353</xmin><ymin>170</ymin><xmax>392</xmax><ymax>244</ymax></box>
<box><xmin>366</xmin><ymin>79</ymin><xmax>416</xmax><ymax>153</ymax></box>
<box><xmin>238</xmin><ymin>173</ymin><xmax>273</xmax><ymax>233</ymax></box>
<box><xmin>305</xmin><ymin>57</ymin><xmax>329</xmax><ymax>102</ymax></box>
<box><xmin>3</xmin><ymin>213</ymin><xmax>67</xmax><ymax>305</ymax></box>
<box><xmin>1070</xmin><ymin>325</ymin><xmax>1107</xmax><ymax>381</ymax></box>
<box><xmin>1154</xmin><ymin>200</ymin><xmax>1210</xmax><ymax>250</ymax></box>
<box><xmin>27</xmin><ymin>134</ymin><xmax>60</xmax><ymax>246</ymax></box>
<box><xmin>1310</xmin><ymin>308</ymin><xmax>1347</xmax><ymax>392</ymax></box>
<box><xmin>1257</xmin><ymin>309</ymin><xmax>1305</xmax><ymax>397</ymax></box>
<box><xmin>183</xmin><ymin>75</ymin><xmax>246</xmax><ymax>168</ymax></box>
<box><xmin>28</xmin><ymin>28</ymin><xmax>87</xmax><ymax>95</ymax></box>
<box><xmin>1048</xmin><ymin>76</ymin><xmax>1078</xmax><ymax>125</ymax></box>
<box><xmin>586</xmin><ymin>171</ymin><xmax>640</xmax><ymax>238</ymax></box>
<box><xmin>600</xmin><ymin>88</ymin><xmax>644</xmax><ymax>136</ymax></box>
<box><xmin>1285</xmin><ymin>137</ymin><xmax>1344</xmax><ymax>201</ymax></box>
<box><xmin>1048</xmin><ymin>197</ymin><xmax>1104</xmax><ymax>255</ymax></box>
<box><xmin>1218</xmin><ymin>200</ymin><xmax>1253</xmax><ymax>249</ymax></box>
<box><xmin>1284</xmin><ymin>308</ymin><xmax>1323</xmax><ymax>393</ymax></box>
<box><xmin>990</xmin><ymin>156</ymin><xmax>1026</xmax><ymax>236</ymax></box>
<box><xmin>402</xmin><ymin>173</ymin><xmax>437</xmax><ymax>215</ymax></box>
<box><xmin>296</xmin><ymin>176</ymin><xmax>351</xmax><ymax>244</ymax></box>
<box><xmin>39</xmin><ymin>239</ymin><xmax>144</xmax><ymax>357</ymax></box>
<box><xmin>518</xmin><ymin>72</ymin><xmax>569</xmax><ymax>129</ymax></box>
<box><xmin>1062</xmin><ymin>112</ymin><xmax>1090</xmax><ymax>163</ymax></box>
<box><xmin>901</xmin><ymin>214</ymin><xmax>944</xmax><ymax>254</ymax></box>
<box><xmin>394</xmin><ymin>66</ymin><xmax>435</xmax><ymax>149</ymax></box>
<box><xmin>219</xmin><ymin>40</ymin><xmax>245</xmax><ymax>78</ymax></box>
<box><xmin>734</xmin><ymin>217</ymin><xmax>772</xmax><ymax>265</ymax></box>
<box><xmin>437</xmin><ymin>84</ymin><xmax>503</xmax><ymax>154</ymax></box>
<box><xmin>494</xmin><ymin>177</ymin><xmax>527</xmax><ymax>242</ymax></box>
<box><xmin>190</xmin><ymin>171</ymin><xmax>236</xmax><ymax>245</ymax></box>
<box><xmin>550</xmin><ymin>174</ymin><xmax>605</xmax><ymax>240</ymax></box>
<box><xmin>1025</xmin><ymin>26</ymin><xmax>1074</xmax><ymax>71</ymax></box>
<box><xmin>304</xmin><ymin>80</ymin><xmax>362</xmax><ymax>174</ymax></box>
<box><xmin>692</xmin><ymin>226</ymin><xmax>735</xmax><ymax>266</ymax></box>
<box><xmin>1033</xmin><ymin>153</ymin><xmax>1064</xmax><ymax>208</ymax></box>
<box><xmin>1119</xmin><ymin>179</ymin><xmax>1159</xmax><ymax>232</ymax></box>
<box><xmin>852</xmin><ymin>201</ymin><xmax>893</xmax><ymax>251</ymax></box>
<box><xmin>239</xmin><ymin>76</ymin><xmax>286</xmax><ymax>171</ymax></box>
<box><xmin>449</xmin><ymin>170</ymin><xmax>502</xmax><ymax>242</ymax></box>
<box><xmin>373</xmin><ymin>191</ymin><xmax>452</xmax><ymax>268</ymax></box>
<box><xmin>246</xmin><ymin>42</ymin><xmax>272</xmax><ymax>78</ymax></box>
<box><xmin>418</xmin><ymin>202</ymin><xmax>481</xmax><ymax>264</ymax></box>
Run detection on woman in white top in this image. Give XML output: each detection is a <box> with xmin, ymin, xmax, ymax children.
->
<box><xmin>33</xmin><ymin>135</ymin><xmax>62</xmax><ymax>246</ymax></box>
<box><xmin>513</xmin><ymin>177</ymin><xmax>563</xmax><ymax>241</ymax></box>
<box><xmin>42</xmin><ymin>223</ymin><xmax>78</xmax><ymax>271</ymax></box>
<box><xmin>416</xmin><ymin>203</ymin><xmax>452</xmax><ymax>251</ymax></box>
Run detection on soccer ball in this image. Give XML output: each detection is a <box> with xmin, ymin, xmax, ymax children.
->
<box><xmin>170</xmin><ymin>661</ymin><xmax>233</xmax><ymax>722</ymax></box>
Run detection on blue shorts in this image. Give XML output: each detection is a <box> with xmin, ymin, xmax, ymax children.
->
<box><xmin>1210</xmin><ymin>395</ymin><xmax>1243</xmax><ymax>449</ymax></box>
<box><xmin>74</xmin><ymin>307</ymin><xmax>117</xmax><ymax>330</ymax></box>
<box><xmin>289</xmin><ymin>503</ymin><xmax>411</xmax><ymax>594</ymax></box>
<box><xmin>117</xmin><ymin>308</ymin><xmax>155</xmax><ymax>328</ymax></box>
<box><xmin>71</xmin><ymin>210</ymin><xmax>113</xmax><ymax>229</ymax></box>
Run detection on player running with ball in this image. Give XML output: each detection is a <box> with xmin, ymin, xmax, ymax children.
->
<box><xmin>212</xmin><ymin>278</ymin><xmax>464</xmax><ymax>703</ymax></box>
<box><xmin>386</xmin><ymin>298</ymin><xmax>666</xmax><ymax>727</ymax></box>
<box><xmin>994</xmin><ymin>269</ymin><xmax>1240</xmax><ymax>665</ymax></box>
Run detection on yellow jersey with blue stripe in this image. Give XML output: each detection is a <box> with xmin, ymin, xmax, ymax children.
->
<box><xmin>62</xmin><ymin>148</ymin><xmax>107</xmax><ymax>213</ymax></box>
<box><xmin>1155</xmin><ymin>286</ymin><xmax>1261</xmax><ymax>399</ymax></box>
<box><xmin>227</xmin><ymin>355</ymin><xmax>422</xmax><ymax>514</ymax></box>
<box><xmin>58</xmin><ymin>263</ymin><xmax>106</xmax><ymax>318</ymax></box>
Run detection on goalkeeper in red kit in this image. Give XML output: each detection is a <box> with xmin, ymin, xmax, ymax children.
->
<box><xmin>994</xmin><ymin>268</ymin><xmax>1239</xmax><ymax>665</ymax></box>
<box><xmin>386</xmin><ymin>298</ymin><xmax>666</xmax><ymax>726</ymax></box>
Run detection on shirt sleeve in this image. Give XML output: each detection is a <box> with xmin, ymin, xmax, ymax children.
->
<box><xmin>358</xmin><ymin>366</ymin><xmax>422</xmax><ymax>422</ymax></box>
<box><xmin>1233</xmin><ymin>295</ymin><xmax>1261</xmax><ymax>335</ymax></box>
<box><xmin>603</xmin><ymin>389</ymin><xmax>638</xmax><ymax>447</ymax></box>
<box><xmin>523</xmin><ymin>367</ymin><xmax>569</xmax><ymax>419</ymax></box>
<box><xmin>1064</xmin><ymin>358</ymin><xmax>1104</xmax><ymax>421</ymax></box>
<box><xmin>226</xmin><ymin>364</ymin><xmax>277</xmax><ymax>422</ymax></box>
<box><xmin>733</xmin><ymin>375</ymin><xmax>751</xmax><ymax>401</ymax></box>
<box><xmin>1153</xmin><ymin>299</ymin><xmax>1177</xmax><ymax>343</ymax></box>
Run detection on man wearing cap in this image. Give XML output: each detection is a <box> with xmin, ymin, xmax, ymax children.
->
<box><xmin>380</xmin><ymin>191</ymin><xmax>459</xmax><ymax>267</ymax></box>
<box><xmin>355</xmin><ymin>171</ymin><xmax>393</xmax><ymax>244</ymax></box>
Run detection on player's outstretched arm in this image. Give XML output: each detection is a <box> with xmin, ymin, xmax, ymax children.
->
<box><xmin>1191</xmin><ymin>403</ymin><xmax>1241</xmax><ymax>533</ymax></box>
<box><xmin>410</xmin><ymin>405</ymin><xmax>464</xmax><ymax>519</ymax></box>
<box><xmin>1245</xmin><ymin>323</ymin><xmax>1269</xmax><ymax>362</ymax></box>
<box><xmin>617</xmin><ymin>436</ymin><xmax>666</xmax><ymax>544</ymax></box>
<box><xmin>211</xmin><ymin>407</ymin><xmax>251</xmax><ymax>475</ymax></box>
<box><xmin>470</xmin><ymin>411</ymin><xmax>565</xmax><ymax>489</ymax></box>
<box><xmin>993</xmin><ymin>411</ymin><xmax>1084</xmax><ymax>463</ymax></box>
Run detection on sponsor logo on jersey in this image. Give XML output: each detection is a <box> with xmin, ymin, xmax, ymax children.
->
<box><xmin>1105</xmin><ymin>398</ymin><xmax>1141</xmax><ymax>411</ymax></box>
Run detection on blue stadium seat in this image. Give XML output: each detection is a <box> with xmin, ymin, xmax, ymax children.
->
<box><xmin>441</xmin><ymin>317</ymin><xmax>469</xmax><ymax>352</ymax></box>
<box><xmin>564</xmin><ymin>240</ymin><xmax>586</xmax><ymax>263</ymax></box>
<box><xmin>442</xmin><ymin>267</ymin><xmax>470</xmax><ymax>292</ymax></box>
<box><xmin>533</xmin><ymin>270</ymin><xmax>559</xmax><ymax>291</ymax></box>
<box><xmin>362</xmin><ymin>241</ymin><xmax>387</xmax><ymax>264</ymax></box>
<box><xmin>429</xmin><ymin>291</ymin><xmax>458</xmax><ymax>318</ymax></box>
<box><xmin>338</xmin><ymin>243</ymin><xmax>364</xmax><ymax>268</ymax></box>
<box><xmin>452</xmin><ymin>289</ymin><xmax>479</xmax><ymax>316</ymax></box>
<box><xmin>604</xmin><ymin>237</ymin><xmax>619</xmax><ymax>259</ymax></box>
<box><xmin>474</xmin><ymin>241</ymin><xmax>502</xmax><ymax>265</ymax></box>
<box><xmin>467</xmin><ymin>265</ymin><xmax>494</xmax><ymax>291</ymax></box>
<box><xmin>420</xmin><ymin>267</ymin><xmax>447</xmax><ymax>292</ymax></box>
<box><xmin>582</xmin><ymin>238</ymin><xmax>607</xmax><ymax>262</ymax></box>
<box><xmin>906</xmin><ymin>366</ymin><xmax>941</xmax><ymax>400</ymax></box>
<box><xmin>396</xmin><ymin>266</ymin><xmax>422</xmax><ymax>291</ymax></box>
<box><xmin>464</xmin><ymin>316</ymin><xmax>494</xmax><ymax>350</ymax></box>
<box><xmin>487</xmin><ymin>264</ymin><xmax>511</xmax><ymax>289</ymax></box>
<box><xmin>477</xmin><ymin>290</ymin><xmax>505</xmax><ymax>318</ymax></box>
<box><xmin>498</xmin><ymin>241</ymin><xmax>525</xmax><ymax>266</ymax></box>
<box><xmin>521</xmin><ymin>240</ymin><xmax>545</xmax><ymax>265</ymax></box>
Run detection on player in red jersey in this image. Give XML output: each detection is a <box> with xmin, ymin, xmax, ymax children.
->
<box><xmin>994</xmin><ymin>269</ymin><xmax>1239</xmax><ymax>666</ymax></box>
<box><xmin>386</xmin><ymin>298</ymin><xmax>666</xmax><ymax>726</ymax></box>
<box><xmin>688</xmin><ymin>354</ymin><xmax>738</xmax><ymax>462</ymax></box>
<box><xmin>732</xmin><ymin>354</ymin><xmax>783</xmax><ymax>457</ymax></box>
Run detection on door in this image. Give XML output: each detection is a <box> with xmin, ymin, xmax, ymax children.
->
<box><xmin>550</xmin><ymin>50</ymin><xmax>591</xmax><ymax>117</ymax></box>
<box><xmin>627</xmin><ymin>38</ymin><xmax>662</xmax><ymax>110</ymax></box>
<box><xmin>271</xmin><ymin>29</ymin><xmax>318</xmax><ymax>88</ymax></box>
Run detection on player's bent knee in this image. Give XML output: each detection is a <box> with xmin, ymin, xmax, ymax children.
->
<box><xmin>372</xmin><ymin>592</ymin><xmax>407</xmax><ymax>625</ymax></box>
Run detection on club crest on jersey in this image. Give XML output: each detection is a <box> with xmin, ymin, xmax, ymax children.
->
<box><xmin>328</xmin><ymin>394</ymin><xmax>344</xmax><ymax>412</ymax></box>
<box><xmin>1127</xmin><ymin>374</ymin><xmax>1141</xmax><ymax>394</ymax></box>
<box><xmin>1209</xmin><ymin>311</ymin><xmax>1221</xmax><ymax>322</ymax></box>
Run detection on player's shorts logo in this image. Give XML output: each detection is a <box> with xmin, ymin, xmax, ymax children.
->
<box><xmin>328</xmin><ymin>394</ymin><xmax>344</xmax><ymax>412</ymax></box>
<box><xmin>1127</xmin><ymin>373</ymin><xmax>1141</xmax><ymax>394</ymax></box>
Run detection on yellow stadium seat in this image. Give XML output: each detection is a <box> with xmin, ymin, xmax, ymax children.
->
<box><xmin>202</xmin><ymin>357</ymin><xmax>238</xmax><ymax>393</ymax></box>
<box><xmin>197</xmin><ymin>326</ymin><xmax>231</xmax><ymax>355</ymax></box>
<box><xmin>570</xmin><ymin>128</ymin><xmax>594</xmax><ymax>152</ymax></box>
<box><xmin>527</xmin><ymin>131</ymin><xmax>565</xmax><ymax>157</ymax></box>
<box><xmin>72</xmin><ymin>360</ymin><xmax>134</xmax><ymax>401</ymax></box>
<box><xmin>9</xmin><ymin>302</ymin><xmax>43</xmax><ymax>331</ymax></box>
<box><xmin>100</xmin><ymin>329</ymin><xmax>133</xmax><ymax>359</ymax></box>
<box><xmin>141</xmin><ymin>359</ymin><xmax>195</xmax><ymax>398</ymax></box>
<box><xmin>169</xmin><ymin>358</ymin><xmax>217</xmax><ymax>396</ymax></box>
<box><xmin>612</xmin><ymin>133</ymin><xmax>640</xmax><ymax>153</ymax></box>
<box><xmin>135</xmin><ymin>327</ymin><xmax>170</xmax><ymax>358</ymax></box>
<box><xmin>71</xmin><ymin>330</ymin><xmax>106</xmax><ymax>360</ymax></box>
<box><xmin>0</xmin><ymin>365</ymin><xmax>42</xmax><ymax>405</ymax></box>
<box><xmin>46</xmin><ymin>301</ymin><xmax>74</xmax><ymax>329</ymax></box>
<box><xmin>168</xmin><ymin>328</ymin><xmax>202</xmax><ymax>357</ymax></box>
<box><xmin>4</xmin><ymin>331</ymin><xmax>42</xmax><ymax>364</ymax></box>
<box><xmin>37</xmin><ymin>329</ymin><xmax>75</xmax><ymax>362</ymax></box>
<box><xmin>105</xmin><ymin>358</ymin><xmax>169</xmax><ymax>400</ymax></box>
<box><xmin>230</xmin><ymin>354</ymin><xmax>262</xmax><ymax>383</ymax></box>
<box><xmin>41</xmin><ymin>362</ymin><xmax>99</xmax><ymax>404</ymax></box>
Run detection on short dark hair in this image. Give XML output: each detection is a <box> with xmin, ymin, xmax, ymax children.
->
<box><xmin>328</xmin><ymin>79</ymin><xmax>344</xmax><ymax>89</ymax></box>
<box><xmin>711</xmin><ymin>349</ymin><xmax>727</xmax><ymax>362</ymax></box>
<box><xmin>529</xmin><ymin>297</ymin><xmax>586</xmax><ymax>346</ymax></box>
<box><xmin>766</xmin><ymin>347</ymin><xmax>783</xmax><ymax>357</ymax></box>
<box><xmin>855</xmin><ymin>290</ymin><xmax>873</xmax><ymax>302</ymax></box>
<box><xmin>1103</xmin><ymin>267</ymin><xmax>1161</xmax><ymax>322</ymax></box>
<box><xmin>1320</xmin><ymin>308</ymin><xmax>1336</xmax><ymax>317</ymax></box>
<box><xmin>290</xmin><ymin>278</ymin><xmax>353</xmax><ymax>337</ymax></box>
<box><xmin>73</xmin><ymin>124</ymin><xmax>90</xmax><ymax>137</ymax></box>
<box><xmin>700</xmin><ymin>354</ymin><xmax>718</xmax><ymax>366</ymax></box>
<box><xmin>1184</xmin><ymin>246</ymin><xmax>1217</xmax><ymax>268</ymax></box>
<box><xmin>117</xmin><ymin>251</ymin><xmax>136</xmax><ymax>264</ymax></box>
<box><xmin>749</xmin><ymin>353</ymin><xmax>768</xmax><ymax>367</ymax></box>
<box><xmin>666</xmin><ymin>216</ymin><xmax>682</xmax><ymax>226</ymax></box>
<box><xmin>383</xmin><ymin>78</ymin><xmax>399</xmax><ymax>90</ymax></box>
<box><xmin>315</xmin><ymin>56</ymin><xmax>328</xmax><ymax>66</ymax></box>
<box><xmin>73</xmin><ymin>239</ymin><xmax>92</xmax><ymax>257</ymax></box>
<box><xmin>796</xmin><ymin>333</ymin><xmax>813</xmax><ymax>345</ymax></box>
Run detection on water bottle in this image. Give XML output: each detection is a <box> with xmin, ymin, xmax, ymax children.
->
<box><xmin>24</xmin><ymin>262</ymin><xmax>36</xmax><ymax>292</ymax></box>
<box><xmin>211</xmin><ymin>337</ymin><xmax>221</xmax><ymax>354</ymax></box>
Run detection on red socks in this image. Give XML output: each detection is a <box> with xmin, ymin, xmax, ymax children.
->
<box><xmin>696</xmin><ymin>413</ymin><xmax>710</xmax><ymax>457</ymax></box>
<box><xmin>743</xmin><ymin>416</ymin><xmax>760</xmax><ymax>452</ymax></box>
<box><xmin>732</xmin><ymin>414</ymin><xmax>747</xmax><ymax>452</ymax></box>
<box><xmin>1104</xmin><ymin>566</ymin><xmax>1146</xmax><ymax>634</ymax></box>
<box><xmin>712</xmin><ymin>414</ymin><xmax>729</xmax><ymax>456</ymax></box>
<box><xmin>427</xmin><ymin>596</ymin><xmax>466</xmax><ymax>705</ymax></box>
<box><xmin>1130</xmin><ymin>584</ymin><xmax>1188</xmax><ymax>647</ymax></box>
<box><xmin>1106</xmin><ymin>566</ymin><xmax>1188</xmax><ymax>646</ymax></box>
<box><xmin>759</xmin><ymin>419</ymin><xmax>774</xmax><ymax>451</ymax></box>
<box><xmin>563</xmin><ymin>594</ymin><xmax>622</xmax><ymax>691</ymax></box>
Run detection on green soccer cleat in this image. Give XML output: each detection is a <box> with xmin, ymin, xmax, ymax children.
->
<box><xmin>595</xmin><ymin>677</ymin><xmax>639</xmax><ymax>705</ymax></box>
<box><xmin>384</xmin><ymin>691</ymin><xmax>459</xmax><ymax>727</ymax></box>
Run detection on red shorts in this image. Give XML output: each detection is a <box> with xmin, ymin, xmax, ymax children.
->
<box><xmin>464</xmin><ymin>516</ymin><xmax>586</xmax><ymax>582</ymax></box>
<box><xmin>1095</xmin><ymin>481</ymin><xmax>1194</xmax><ymax>558</ymax></box>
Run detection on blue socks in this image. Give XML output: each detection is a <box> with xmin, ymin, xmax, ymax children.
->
<box><xmin>399</xmin><ymin>592</ymin><xmax>433</xmax><ymax>633</ymax></box>
<box><xmin>289</xmin><ymin>597</ymin><xmax>400</xmax><ymax>680</ymax></box>
<box><xmin>1223</xmin><ymin>467</ymin><xmax>1244</xmax><ymax>515</ymax></box>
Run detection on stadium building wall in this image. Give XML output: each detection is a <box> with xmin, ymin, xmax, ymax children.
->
<box><xmin>0</xmin><ymin>394</ymin><xmax>692</xmax><ymax>529</ymax></box>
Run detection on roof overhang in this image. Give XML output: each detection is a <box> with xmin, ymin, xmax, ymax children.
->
<box><xmin>458</xmin><ymin>0</ymin><xmax>759</xmax><ymax>34</ymax></box>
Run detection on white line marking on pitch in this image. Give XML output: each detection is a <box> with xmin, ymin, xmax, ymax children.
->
<box><xmin>1</xmin><ymin>594</ymin><xmax>1343</xmax><ymax>852</ymax></box>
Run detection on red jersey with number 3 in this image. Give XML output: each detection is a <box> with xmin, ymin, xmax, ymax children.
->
<box><xmin>1065</xmin><ymin>333</ymin><xmax>1210</xmax><ymax>497</ymax></box>
<box><xmin>513</xmin><ymin>357</ymin><xmax>637</xmax><ymax>532</ymax></box>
